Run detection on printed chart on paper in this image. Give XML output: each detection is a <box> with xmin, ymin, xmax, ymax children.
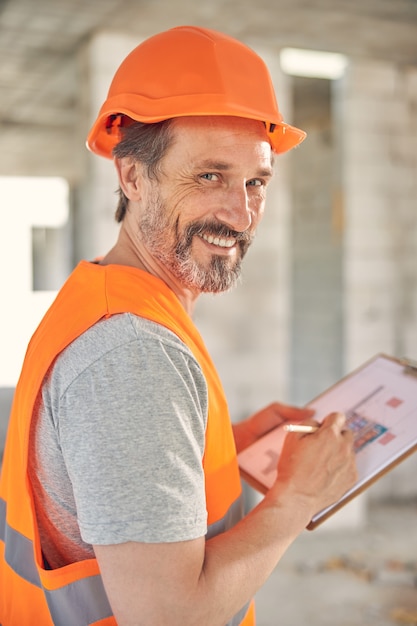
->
<box><xmin>238</xmin><ymin>355</ymin><xmax>417</xmax><ymax>493</ymax></box>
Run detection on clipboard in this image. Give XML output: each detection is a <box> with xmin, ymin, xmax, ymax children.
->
<box><xmin>237</xmin><ymin>353</ymin><xmax>417</xmax><ymax>530</ymax></box>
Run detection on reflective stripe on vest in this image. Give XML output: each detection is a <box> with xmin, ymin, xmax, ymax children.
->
<box><xmin>0</xmin><ymin>498</ymin><xmax>112</xmax><ymax>626</ymax></box>
<box><xmin>206</xmin><ymin>494</ymin><xmax>243</xmax><ymax>540</ymax></box>
<box><xmin>0</xmin><ymin>495</ymin><xmax>248</xmax><ymax>626</ymax></box>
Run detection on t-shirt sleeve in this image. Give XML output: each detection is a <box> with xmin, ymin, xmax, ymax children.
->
<box><xmin>54</xmin><ymin>315</ymin><xmax>208</xmax><ymax>545</ymax></box>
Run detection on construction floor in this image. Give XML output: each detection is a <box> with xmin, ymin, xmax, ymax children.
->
<box><xmin>255</xmin><ymin>500</ymin><xmax>417</xmax><ymax>626</ymax></box>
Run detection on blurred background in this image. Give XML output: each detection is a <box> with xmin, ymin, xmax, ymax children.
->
<box><xmin>0</xmin><ymin>0</ymin><xmax>416</xmax><ymax>561</ymax></box>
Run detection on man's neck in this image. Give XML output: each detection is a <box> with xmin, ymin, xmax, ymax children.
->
<box><xmin>99</xmin><ymin>238</ymin><xmax>199</xmax><ymax>317</ymax></box>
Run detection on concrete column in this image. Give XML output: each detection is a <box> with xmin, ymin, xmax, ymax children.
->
<box><xmin>340</xmin><ymin>60</ymin><xmax>400</xmax><ymax>368</ymax></box>
<box><xmin>74</xmin><ymin>32</ymin><xmax>140</xmax><ymax>262</ymax></box>
<box><xmin>391</xmin><ymin>66</ymin><xmax>417</xmax><ymax>362</ymax></box>
<box><xmin>339</xmin><ymin>59</ymin><xmax>417</xmax><ymax>502</ymax></box>
<box><xmin>289</xmin><ymin>76</ymin><xmax>344</xmax><ymax>406</ymax></box>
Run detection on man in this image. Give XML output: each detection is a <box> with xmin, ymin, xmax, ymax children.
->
<box><xmin>0</xmin><ymin>26</ymin><xmax>357</xmax><ymax>625</ymax></box>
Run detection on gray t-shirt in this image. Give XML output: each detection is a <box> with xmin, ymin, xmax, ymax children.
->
<box><xmin>28</xmin><ymin>313</ymin><xmax>209</xmax><ymax>569</ymax></box>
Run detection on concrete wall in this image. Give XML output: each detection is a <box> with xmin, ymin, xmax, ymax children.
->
<box><xmin>340</xmin><ymin>59</ymin><xmax>417</xmax><ymax>499</ymax></box>
<box><xmin>342</xmin><ymin>60</ymin><xmax>417</xmax><ymax>368</ymax></box>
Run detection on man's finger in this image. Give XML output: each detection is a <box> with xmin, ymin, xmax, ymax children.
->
<box><xmin>322</xmin><ymin>411</ymin><xmax>347</xmax><ymax>432</ymax></box>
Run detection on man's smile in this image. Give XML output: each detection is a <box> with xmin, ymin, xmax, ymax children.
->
<box><xmin>199</xmin><ymin>233</ymin><xmax>236</xmax><ymax>249</ymax></box>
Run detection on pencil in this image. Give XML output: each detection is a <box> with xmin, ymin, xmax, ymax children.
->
<box><xmin>283</xmin><ymin>424</ymin><xmax>319</xmax><ymax>433</ymax></box>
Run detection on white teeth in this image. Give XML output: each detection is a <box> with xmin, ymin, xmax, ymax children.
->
<box><xmin>201</xmin><ymin>234</ymin><xmax>235</xmax><ymax>248</ymax></box>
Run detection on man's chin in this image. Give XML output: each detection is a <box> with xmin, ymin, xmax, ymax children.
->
<box><xmin>200</xmin><ymin>278</ymin><xmax>241</xmax><ymax>294</ymax></box>
<box><xmin>171</xmin><ymin>249</ymin><xmax>243</xmax><ymax>293</ymax></box>
<box><xmin>193</xmin><ymin>258</ymin><xmax>242</xmax><ymax>294</ymax></box>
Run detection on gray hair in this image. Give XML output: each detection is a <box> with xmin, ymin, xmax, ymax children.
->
<box><xmin>112</xmin><ymin>118</ymin><xmax>175</xmax><ymax>222</ymax></box>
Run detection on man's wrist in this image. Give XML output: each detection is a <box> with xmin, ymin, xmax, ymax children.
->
<box><xmin>263</xmin><ymin>481</ymin><xmax>316</xmax><ymax>532</ymax></box>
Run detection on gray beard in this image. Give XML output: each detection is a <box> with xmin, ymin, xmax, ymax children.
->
<box><xmin>138</xmin><ymin>197</ymin><xmax>252</xmax><ymax>294</ymax></box>
<box><xmin>174</xmin><ymin>245</ymin><xmax>244</xmax><ymax>293</ymax></box>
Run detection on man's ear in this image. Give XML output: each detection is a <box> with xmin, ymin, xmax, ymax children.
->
<box><xmin>114</xmin><ymin>157</ymin><xmax>143</xmax><ymax>201</ymax></box>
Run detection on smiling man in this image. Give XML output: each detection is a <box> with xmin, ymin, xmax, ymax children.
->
<box><xmin>0</xmin><ymin>26</ymin><xmax>357</xmax><ymax>626</ymax></box>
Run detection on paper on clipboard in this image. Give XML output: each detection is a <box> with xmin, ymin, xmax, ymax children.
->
<box><xmin>237</xmin><ymin>354</ymin><xmax>417</xmax><ymax>529</ymax></box>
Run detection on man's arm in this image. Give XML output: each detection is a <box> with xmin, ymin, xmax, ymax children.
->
<box><xmin>94</xmin><ymin>412</ymin><xmax>357</xmax><ymax>626</ymax></box>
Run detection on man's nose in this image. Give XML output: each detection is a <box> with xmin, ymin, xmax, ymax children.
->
<box><xmin>214</xmin><ymin>185</ymin><xmax>253</xmax><ymax>232</ymax></box>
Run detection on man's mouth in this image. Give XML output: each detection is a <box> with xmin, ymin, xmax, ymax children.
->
<box><xmin>199</xmin><ymin>233</ymin><xmax>236</xmax><ymax>248</ymax></box>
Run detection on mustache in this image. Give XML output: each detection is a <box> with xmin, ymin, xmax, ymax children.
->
<box><xmin>184</xmin><ymin>221</ymin><xmax>253</xmax><ymax>245</ymax></box>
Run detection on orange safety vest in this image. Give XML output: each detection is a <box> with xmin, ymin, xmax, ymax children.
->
<box><xmin>0</xmin><ymin>262</ymin><xmax>255</xmax><ymax>626</ymax></box>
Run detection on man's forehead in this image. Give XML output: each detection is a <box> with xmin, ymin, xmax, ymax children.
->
<box><xmin>172</xmin><ymin>115</ymin><xmax>269</xmax><ymax>141</ymax></box>
<box><xmin>170</xmin><ymin>116</ymin><xmax>273</xmax><ymax>164</ymax></box>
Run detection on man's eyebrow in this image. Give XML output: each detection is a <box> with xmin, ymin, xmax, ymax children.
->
<box><xmin>197</xmin><ymin>160</ymin><xmax>232</xmax><ymax>171</ymax></box>
<box><xmin>197</xmin><ymin>160</ymin><xmax>274</xmax><ymax>178</ymax></box>
<box><xmin>257</xmin><ymin>166</ymin><xmax>274</xmax><ymax>178</ymax></box>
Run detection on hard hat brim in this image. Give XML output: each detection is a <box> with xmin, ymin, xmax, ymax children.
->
<box><xmin>86</xmin><ymin>97</ymin><xmax>306</xmax><ymax>159</ymax></box>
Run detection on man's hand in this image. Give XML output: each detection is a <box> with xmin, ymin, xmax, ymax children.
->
<box><xmin>269</xmin><ymin>412</ymin><xmax>358</xmax><ymax>519</ymax></box>
<box><xmin>233</xmin><ymin>402</ymin><xmax>315</xmax><ymax>453</ymax></box>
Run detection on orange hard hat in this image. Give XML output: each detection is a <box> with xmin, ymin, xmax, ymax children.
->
<box><xmin>86</xmin><ymin>25</ymin><xmax>306</xmax><ymax>158</ymax></box>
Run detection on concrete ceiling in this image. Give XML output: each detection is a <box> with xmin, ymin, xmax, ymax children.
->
<box><xmin>1</xmin><ymin>0</ymin><xmax>416</xmax><ymax>180</ymax></box>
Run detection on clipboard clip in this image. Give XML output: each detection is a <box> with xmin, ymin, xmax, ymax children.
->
<box><xmin>400</xmin><ymin>357</ymin><xmax>417</xmax><ymax>377</ymax></box>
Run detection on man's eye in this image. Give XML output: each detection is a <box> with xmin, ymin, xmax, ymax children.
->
<box><xmin>200</xmin><ymin>173</ymin><xmax>219</xmax><ymax>181</ymax></box>
<box><xmin>247</xmin><ymin>179</ymin><xmax>263</xmax><ymax>187</ymax></box>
